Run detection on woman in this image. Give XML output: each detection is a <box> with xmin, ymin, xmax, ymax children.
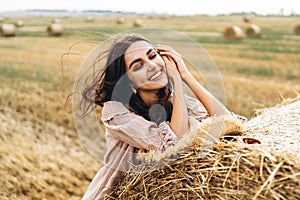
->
<box><xmin>81</xmin><ymin>33</ymin><xmax>243</xmax><ymax>199</ymax></box>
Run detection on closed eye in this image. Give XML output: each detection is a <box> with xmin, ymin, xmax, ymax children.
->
<box><xmin>149</xmin><ymin>52</ymin><xmax>157</xmax><ymax>59</ymax></box>
<box><xmin>133</xmin><ymin>63</ymin><xmax>144</xmax><ymax>71</ymax></box>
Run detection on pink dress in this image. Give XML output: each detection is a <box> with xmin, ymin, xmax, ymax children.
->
<box><xmin>82</xmin><ymin>95</ymin><xmax>210</xmax><ymax>199</ymax></box>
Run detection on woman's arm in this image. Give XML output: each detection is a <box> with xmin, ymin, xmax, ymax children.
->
<box><xmin>156</xmin><ymin>45</ymin><xmax>231</xmax><ymax>117</ymax></box>
<box><xmin>183</xmin><ymin>74</ymin><xmax>231</xmax><ymax>116</ymax></box>
<box><xmin>161</xmin><ymin>56</ymin><xmax>189</xmax><ymax>139</ymax></box>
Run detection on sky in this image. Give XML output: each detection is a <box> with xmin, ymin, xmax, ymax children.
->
<box><xmin>0</xmin><ymin>0</ymin><xmax>299</xmax><ymax>16</ymax></box>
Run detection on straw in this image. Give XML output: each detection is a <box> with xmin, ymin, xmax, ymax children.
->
<box><xmin>107</xmin><ymin>97</ymin><xmax>300</xmax><ymax>199</ymax></box>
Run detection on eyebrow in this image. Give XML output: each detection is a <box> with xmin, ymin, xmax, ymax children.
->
<box><xmin>129</xmin><ymin>48</ymin><xmax>153</xmax><ymax>69</ymax></box>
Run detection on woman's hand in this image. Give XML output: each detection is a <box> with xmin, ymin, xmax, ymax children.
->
<box><xmin>157</xmin><ymin>45</ymin><xmax>231</xmax><ymax>117</ymax></box>
<box><xmin>160</xmin><ymin>54</ymin><xmax>181</xmax><ymax>84</ymax></box>
<box><xmin>156</xmin><ymin>45</ymin><xmax>192</xmax><ymax>82</ymax></box>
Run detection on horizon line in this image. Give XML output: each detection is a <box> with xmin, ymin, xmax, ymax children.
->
<box><xmin>0</xmin><ymin>9</ymin><xmax>299</xmax><ymax>17</ymax></box>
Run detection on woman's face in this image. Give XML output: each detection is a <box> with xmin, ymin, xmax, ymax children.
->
<box><xmin>124</xmin><ymin>41</ymin><xmax>168</xmax><ymax>91</ymax></box>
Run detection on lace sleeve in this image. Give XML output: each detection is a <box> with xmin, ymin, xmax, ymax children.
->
<box><xmin>158</xmin><ymin>121</ymin><xmax>179</xmax><ymax>152</ymax></box>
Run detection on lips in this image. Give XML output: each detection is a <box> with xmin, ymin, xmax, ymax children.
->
<box><xmin>148</xmin><ymin>70</ymin><xmax>162</xmax><ymax>81</ymax></box>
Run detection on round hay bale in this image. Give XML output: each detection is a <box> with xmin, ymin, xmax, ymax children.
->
<box><xmin>223</xmin><ymin>25</ymin><xmax>243</xmax><ymax>40</ymax></box>
<box><xmin>116</xmin><ymin>16</ymin><xmax>125</xmax><ymax>24</ymax></box>
<box><xmin>294</xmin><ymin>24</ymin><xmax>300</xmax><ymax>35</ymax></box>
<box><xmin>0</xmin><ymin>24</ymin><xmax>16</xmax><ymax>37</ymax></box>
<box><xmin>246</xmin><ymin>24</ymin><xmax>262</xmax><ymax>37</ymax></box>
<box><xmin>107</xmin><ymin>98</ymin><xmax>300</xmax><ymax>199</ymax></box>
<box><xmin>14</xmin><ymin>20</ymin><xmax>24</xmax><ymax>28</ymax></box>
<box><xmin>243</xmin><ymin>14</ymin><xmax>254</xmax><ymax>23</ymax></box>
<box><xmin>133</xmin><ymin>19</ymin><xmax>143</xmax><ymax>27</ymax></box>
<box><xmin>85</xmin><ymin>16</ymin><xmax>94</xmax><ymax>22</ymax></box>
<box><xmin>47</xmin><ymin>23</ymin><xmax>64</xmax><ymax>36</ymax></box>
<box><xmin>52</xmin><ymin>18</ymin><xmax>61</xmax><ymax>24</ymax></box>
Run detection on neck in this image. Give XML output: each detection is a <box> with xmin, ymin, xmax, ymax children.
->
<box><xmin>138</xmin><ymin>89</ymin><xmax>159</xmax><ymax>106</ymax></box>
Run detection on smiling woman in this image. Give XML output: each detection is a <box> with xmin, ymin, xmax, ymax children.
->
<box><xmin>76</xmin><ymin>33</ymin><xmax>246</xmax><ymax>199</ymax></box>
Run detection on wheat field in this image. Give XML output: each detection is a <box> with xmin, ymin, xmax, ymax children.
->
<box><xmin>0</xmin><ymin>14</ymin><xmax>299</xmax><ymax>199</ymax></box>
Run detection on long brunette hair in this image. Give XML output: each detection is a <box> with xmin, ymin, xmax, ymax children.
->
<box><xmin>82</xmin><ymin>34</ymin><xmax>173</xmax><ymax>124</ymax></box>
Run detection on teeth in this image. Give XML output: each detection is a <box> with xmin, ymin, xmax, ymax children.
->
<box><xmin>150</xmin><ymin>71</ymin><xmax>162</xmax><ymax>80</ymax></box>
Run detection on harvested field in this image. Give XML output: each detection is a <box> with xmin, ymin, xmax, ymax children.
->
<box><xmin>0</xmin><ymin>106</ymin><xmax>100</xmax><ymax>199</ymax></box>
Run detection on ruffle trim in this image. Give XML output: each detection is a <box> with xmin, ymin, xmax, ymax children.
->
<box><xmin>101</xmin><ymin>101</ymin><xmax>130</xmax><ymax>122</ymax></box>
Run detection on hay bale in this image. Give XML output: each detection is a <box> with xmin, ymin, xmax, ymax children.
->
<box><xmin>0</xmin><ymin>17</ymin><xmax>4</xmax><ymax>23</ymax></box>
<box><xmin>0</xmin><ymin>24</ymin><xmax>16</xmax><ymax>37</ymax></box>
<box><xmin>243</xmin><ymin>14</ymin><xmax>254</xmax><ymax>23</ymax></box>
<box><xmin>243</xmin><ymin>97</ymin><xmax>300</xmax><ymax>156</ymax></box>
<box><xmin>107</xmin><ymin>98</ymin><xmax>300</xmax><ymax>199</ymax></box>
<box><xmin>133</xmin><ymin>19</ymin><xmax>143</xmax><ymax>27</ymax></box>
<box><xmin>85</xmin><ymin>16</ymin><xmax>94</xmax><ymax>22</ymax></box>
<box><xmin>116</xmin><ymin>16</ymin><xmax>126</xmax><ymax>24</ymax></box>
<box><xmin>14</xmin><ymin>20</ymin><xmax>24</xmax><ymax>28</ymax></box>
<box><xmin>47</xmin><ymin>23</ymin><xmax>64</xmax><ymax>36</ymax></box>
<box><xmin>223</xmin><ymin>25</ymin><xmax>243</xmax><ymax>40</ymax></box>
<box><xmin>246</xmin><ymin>24</ymin><xmax>262</xmax><ymax>37</ymax></box>
<box><xmin>294</xmin><ymin>24</ymin><xmax>300</xmax><ymax>35</ymax></box>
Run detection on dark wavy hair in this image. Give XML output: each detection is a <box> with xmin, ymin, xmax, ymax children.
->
<box><xmin>82</xmin><ymin>34</ymin><xmax>173</xmax><ymax>125</ymax></box>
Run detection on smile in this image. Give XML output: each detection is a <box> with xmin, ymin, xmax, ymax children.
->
<box><xmin>149</xmin><ymin>70</ymin><xmax>162</xmax><ymax>81</ymax></box>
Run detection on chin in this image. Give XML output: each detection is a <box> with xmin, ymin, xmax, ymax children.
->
<box><xmin>141</xmin><ymin>82</ymin><xmax>168</xmax><ymax>91</ymax></box>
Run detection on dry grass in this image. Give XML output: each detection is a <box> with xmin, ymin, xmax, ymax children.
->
<box><xmin>0</xmin><ymin>72</ymin><xmax>101</xmax><ymax>199</ymax></box>
<box><xmin>0</xmin><ymin>105</ymin><xmax>100</xmax><ymax>199</ymax></box>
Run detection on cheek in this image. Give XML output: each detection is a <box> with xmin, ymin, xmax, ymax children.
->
<box><xmin>127</xmin><ymin>72</ymin><xmax>136</xmax><ymax>83</ymax></box>
<box><xmin>127</xmin><ymin>71</ymin><xmax>145</xmax><ymax>85</ymax></box>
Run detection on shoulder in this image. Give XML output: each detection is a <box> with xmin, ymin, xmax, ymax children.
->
<box><xmin>101</xmin><ymin>101</ymin><xmax>130</xmax><ymax>122</ymax></box>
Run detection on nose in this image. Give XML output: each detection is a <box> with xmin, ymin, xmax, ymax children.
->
<box><xmin>146</xmin><ymin>61</ymin><xmax>157</xmax><ymax>71</ymax></box>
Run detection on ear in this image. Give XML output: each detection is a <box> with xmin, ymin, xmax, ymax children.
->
<box><xmin>130</xmin><ymin>84</ymin><xmax>137</xmax><ymax>94</ymax></box>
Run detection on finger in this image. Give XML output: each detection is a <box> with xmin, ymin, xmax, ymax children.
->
<box><xmin>161</xmin><ymin>55</ymin><xmax>177</xmax><ymax>66</ymax></box>
<box><xmin>156</xmin><ymin>45</ymin><xmax>181</xmax><ymax>58</ymax></box>
<box><xmin>162</xmin><ymin>55</ymin><xmax>177</xmax><ymax>69</ymax></box>
<box><xmin>159</xmin><ymin>52</ymin><xmax>180</xmax><ymax>68</ymax></box>
<box><xmin>159</xmin><ymin>51</ymin><xmax>182</xmax><ymax>59</ymax></box>
<box><xmin>161</xmin><ymin>55</ymin><xmax>170</xmax><ymax>64</ymax></box>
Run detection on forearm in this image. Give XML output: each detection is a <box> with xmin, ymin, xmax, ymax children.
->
<box><xmin>184</xmin><ymin>74</ymin><xmax>231</xmax><ymax>116</ymax></box>
<box><xmin>170</xmin><ymin>78</ymin><xmax>189</xmax><ymax>139</ymax></box>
